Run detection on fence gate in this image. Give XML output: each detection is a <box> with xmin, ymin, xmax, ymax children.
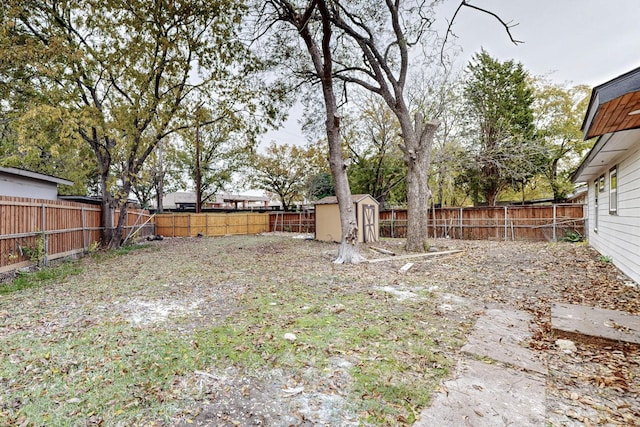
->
<box><xmin>363</xmin><ymin>204</ymin><xmax>377</xmax><ymax>242</ymax></box>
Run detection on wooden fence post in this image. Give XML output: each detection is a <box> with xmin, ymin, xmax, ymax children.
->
<box><xmin>81</xmin><ymin>206</ymin><xmax>86</xmax><ymax>250</ymax></box>
<box><xmin>553</xmin><ymin>204</ymin><xmax>557</xmax><ymax>242</ymax></box>
<box><xmin>504</xmin><ymin>206</ymin><xmax>508</xmax><ymax>241</ymax></box>
<box><xmin>41</xmin><ymin>203</ymin><xmax>48</xmax><ymax>266</ymax></box>
<box><xmin>391</xmin><ymin>208</ymin><xmax>395</xmax><ymax>238</ymax></box>
<box><xmin>583</xmin><ymin>203</ymin><xmax>588</xmax><ymax>239</ymax></box>
<box><xmin>459</xmin><ymin>207</ymin><xmax>463</xmax><ymax>239</ymax></box>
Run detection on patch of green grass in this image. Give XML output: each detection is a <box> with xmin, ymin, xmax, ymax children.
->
<box><xmin>191</xmin><ymin>282</ymin><xmax>458</xmax><ymax>425</ymax></box>
<box><xmin>1</xmin><ymin>322</ymin><xmax>214</xmax><ymax>426</ymax></box>
<box><xmin>0</xmin><ymin>260</ymin><xmax>83</xmax><ymax>295</ymax></box>
<box><xmin>0</xmin><ymin>236</ymin><xmax>466</xmax><ymax>426</ymax></box>
<box><xmin>1</xmin><ymin>243</ymin><xmax>152</xmax><ymax>296</ymax></box>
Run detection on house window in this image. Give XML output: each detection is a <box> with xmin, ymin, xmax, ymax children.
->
<box><xmin>598</xmin><ymin>175</ymin><xmax>605</xmax><ymax>192</ymax></box>
<box><xmin>594</xmin><ymin>180</ymin><xmax>599</xmax><ymax>232</ymax></box>
<box><xmin>609</xmin><ymin>166</ymin><xmax>617</xmax><ymax>214</ymax></box>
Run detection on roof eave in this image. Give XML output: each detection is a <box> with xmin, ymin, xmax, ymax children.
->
<box><xmin>0</xmin><ymin>166</ymin><xmax>74</xmax><ymax>186</ymax></box>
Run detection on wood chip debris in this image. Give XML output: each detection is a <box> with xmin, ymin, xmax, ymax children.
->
<box><xmin>399</xmin><ymin>263</ymin><xmax>414</xmax><ymax>273</ymax></box>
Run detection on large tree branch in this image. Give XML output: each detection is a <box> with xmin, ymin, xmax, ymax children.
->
<box><xmin>384</xmin><ymin>0</ymin><xmax>408</xmax><ymax>89</ymax></box>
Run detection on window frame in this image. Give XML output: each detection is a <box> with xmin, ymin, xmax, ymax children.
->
<box><xmin>609</xmin><ymin>166</ymin><xmax>618</xmax><ymax>215</ymax></box>
<box><xmin>594</xmin><ymin>179</ymin><xmax>599</xmax><ymax>232</ymax></box>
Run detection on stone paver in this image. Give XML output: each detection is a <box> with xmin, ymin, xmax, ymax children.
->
<box><xmin>416</xmin><ymin>307</ymin><xmax>547</xmax><ymax>426</ymax></box>
<box><xmin>552</xmin><ymin>303</ymin><xmax>640</xmax><ymax>344</ymax></box>
<box><xmin>461</xmin><ymin>308</ymin><xmax>546</xmax><ymax>374</ymax></box>
<box><xmin>414</xmin><ymin>359</ymin><xmax>546</xmax><ymax>427</ymax></box>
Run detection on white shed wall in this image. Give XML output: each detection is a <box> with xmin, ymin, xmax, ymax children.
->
<box><xmin>587</xmin><ymin>143</ymin><xmax>640</xmax><ymax>284</ymax></box>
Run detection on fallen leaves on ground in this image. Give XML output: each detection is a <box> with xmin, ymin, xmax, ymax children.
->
<box><xmin>1</xmin><ymin>236</ymin><xmax>639</xmax><ymax>426</ymax></box>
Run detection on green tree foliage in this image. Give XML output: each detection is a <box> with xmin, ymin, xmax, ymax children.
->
<box><xmin>177</xmin><ymin>108</ymin><xmax>256</xmax><ymax>210</ymax></box>
<box><xmin>462</xmin><ymin>50</ymin><xmax>541</xmax><ymax>205</ymax></box>
<box><xmin>532</xmin><ymin>79</ymin><xmax>592</xmax><ymax>201</ymax></box>
<box><xmin>3</xmin><ymin>0</ymin><xmax>284</xmax><ymax>247</ymax></box>
<box><xmin>0</xmin><ymin>106</ymin><xmax>97</xmax><ymax>195</ymax></box>
<box><xmin>407</xmin><ymin>69</ymin><xmax>469</xmax><ymax>207</ymax></box>
<box><xmin>306</xmin><ymin>171</ymin><xmax>334</xmax><ymax>201</ymax></box>
<box><xmin>344</xmin><ymin>97</ymin><xmax>407</xmax><ymax>208</ymax></box>
<box><xmin>250</xmin><ymin>142</ymin><xmax>324</xmax><ymax>211</ymax></box>
<box><xmin>0</xmin><ymin>4</ymin><xmax>96</xmax><ymax>194</ymax></box>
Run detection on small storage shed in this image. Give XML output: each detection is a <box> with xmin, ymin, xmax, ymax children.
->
<box><xmin>314</xmin><ymin>194</ymin><xmax>379</xmax><ymax>243</ymax></box>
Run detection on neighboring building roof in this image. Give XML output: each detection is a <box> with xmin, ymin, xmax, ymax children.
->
<box><xmin>565</xmin><ymin>185</ymin><xmax>588</xmax><ymax>203</ymax></box>
<box><xmin>58</xmin><ymin>196</ymin><xmax>102</xmax><ymax>205</ymax></box>
<box><xmin>165</xmin><ymin>191</ymin><xmax>196</xmax><ymax>205</ymax></box>
<box><xmin>314</xmin><ymin>194</ymin><xmax>378</xmax><ymax>205</ymax></box>
<box><xmin>156</xmin><ymin>191</ymin><xmax>271</xmax><ymax>209</ymax></box>
<box><xmin>220</xmin><ymin>194</ymin><xmax>270</xmax><ymax>203</ymax></box>
<box><xmin>58</xmin><ymin>196</ymin><xmax>139</xmax><ymax>206</ymax></box>
<box><xmin>0</xmin><ymin>166</ymin><xmax>73</xmax><ymax>186</ymax></box>
<box><xmin>573</xmin><ymin>67</ymin><xmax>640</xmax><ymax>183</ymax></box>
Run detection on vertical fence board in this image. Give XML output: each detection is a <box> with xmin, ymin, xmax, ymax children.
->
<box><xmin>378</xmin><ymin>204</ymin><xmax>585</xmax><ymax>241</ymax></box>
<box><xmin>268</xmin><ymin>212</ymin><xmax>315</xmax><ymax>233</ymax></box>
<box><xmin>0</xmin><ymin>196</ymin><xmax>153</xmax><ymax>273</ymax></box>
<box><xmin>2</xmin><ymin>199</ymin><xmax>585</xmax><ymax>274</ymax></box>
<box><xmin>154</xmin><ymin>212</ymin><xmax>271</xmax><ymax>238</ymax></box>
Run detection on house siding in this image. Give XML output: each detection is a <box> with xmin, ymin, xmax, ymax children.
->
<box><xmin>587</xmin><ymin>142</ymin><xmax>640</xmax><ymax>284</ymax></box>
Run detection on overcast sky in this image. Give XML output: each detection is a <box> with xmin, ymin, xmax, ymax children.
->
<box><xmin>437</xmin><ymin>0</ymin><xmax>640</xmax><ymax>86</ymax></box>
<box><xmin>260</xmin><ymin>0</ymin><xmax>640</xmax><ymax>147</ymax></box>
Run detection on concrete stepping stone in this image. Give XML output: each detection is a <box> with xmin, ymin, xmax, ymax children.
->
<box><xmin>414</xmin><ymin>359</ymin><xmax>546</xmax><ymax>427</ymax></box>
<box><xmin>461</xmin><ymin>308</ymin><xmax>547</xmax><ymax>375</ymax></box>
<box><xmin>552</xmin><ymin>303</ymin><xmax>640</xmax><ymax>344</ymax></box>
<box><xmin>417</xmin><ymin>307</ymin><xmax>547</xmax><ymax>426</ymax></box>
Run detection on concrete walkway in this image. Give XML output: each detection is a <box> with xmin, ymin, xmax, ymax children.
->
<box><xmin>415</xmin><ymin>308</ymin><xmax>547</xmax><ymax>426</ymax></box>
<box><xmin>416</xmin><ymin>302</ymin><xmax>640</xmax><ymax>426</ymax></box>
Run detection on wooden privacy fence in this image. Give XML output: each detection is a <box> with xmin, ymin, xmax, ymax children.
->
<box><xmin>0</xmin><ymin>195</ymin><xmax>154</xmax><ymax>273</ymax></box>
<box><xmin>269</xmin><ymin>211</ymin><xmax>315</xmax><ymax>233</ymax></box>
<box><xmin>155</xmin><ymin>212</ymin><xmax>270</xmax><ymax>237</ymax></box>
<box><xmin>379</xmin><ymin>204</ymin><xmax>586</xmax><ymax>241</ymax></box>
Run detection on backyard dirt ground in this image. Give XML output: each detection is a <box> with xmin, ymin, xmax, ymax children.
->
<box><xmin>1</xmin><ymin>234</ymin><xmax>639</xmax><ymax>426</ymax></box>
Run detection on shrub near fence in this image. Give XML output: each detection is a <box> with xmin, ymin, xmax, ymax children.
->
<box><xmin>379</xmin><ymin>204</ymin><xmax>586</xmax><ymax>241</ymax></box>
<box><xmin>0</xmin><ymin>196</ymin><xmax>154</xmax><ymax>273</ymax></box>
<box><xmin>154</xmin><ymin>212</ymin><xmax>270</xmax><ymax>237</ymax></box>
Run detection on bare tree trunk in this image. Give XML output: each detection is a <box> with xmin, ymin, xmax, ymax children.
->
<box><xmin>156</xmin><ymin>143</ymin><xmax>165</xmax><ymax>213</ymax></box>
<box><xmin>327</xmin><ymin>110</ymin><xmax>361</xmax><ymax>263</ymax></box>
<box><xmin>294</xmin><ymin>0</ymin><xmax>363</xmax><ymax>263</ymax></box>
<box><xmin>110</xmin><ymin>204</ymin><xmax>129</xmax><ymax>248</ymax></box>
<box><xmin>107</xmin><ymin>181</ymin><xmax>134</xmax><ymax>248</ymax></box>
<box><xmin>399</xmin><ymin>112</ymin><xmax>439</xmax><ymax>252</ymax></box>
<box><xmin>487</xmin><ymin>189</ymin><xmax>498</xmax><ymax>206</ymax></box>
<box><xmin>100</xmin><ymin>172</ymin><xmax>116</xmax><ymax>247</ymax></box>
<box><xmin>155</xmin><ymin>183</ymin><xmax>164</xmax><ymax>213</ymax></box>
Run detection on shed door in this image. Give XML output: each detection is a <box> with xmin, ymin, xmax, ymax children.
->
<box><xmin>363</xmin><ymin>204</ymin><xmax>376</xmax><ymax>242</ymax></box>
